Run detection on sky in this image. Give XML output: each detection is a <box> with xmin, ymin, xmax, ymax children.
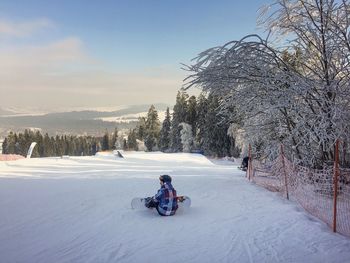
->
<box><xmin>0</xmin><ymin>0</ymin><xmax>267</xmax><ymax>112</ymax></box>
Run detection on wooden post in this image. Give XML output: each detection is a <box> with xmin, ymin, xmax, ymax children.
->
<box><xmin>333</xmin><ymin>140</ymin><xmax>339</xmax><ymax>233</ymax></box>
<box><xmin>343</xmin><ymin>139</ymin><xmax>347</xmax><ymax>167</ymax></box>
<box><xmin>280</xmin><ymin>144</ymin><xmax>289</xmax><ymax>200</ymax></box>
<box><xmin>248</xmin><ymin>144</ymin><xmax>252</xmax><ymax>181</ymax></box>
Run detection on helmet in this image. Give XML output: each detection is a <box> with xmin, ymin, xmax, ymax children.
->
<box><xmin>159</xmin><ymin>174</ymin><xmax>172</xmax><ymax>183</ymax></box>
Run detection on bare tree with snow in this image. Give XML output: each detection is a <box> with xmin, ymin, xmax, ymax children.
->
<box><xmin>179</xmin><ymin>122</ymin><xmax>193</xmax><ymax>153</ymax></box>
<box><xmin>184</xmin><ymin>0</ymin><xmax>350</xmax><ymax>167</ymax></box>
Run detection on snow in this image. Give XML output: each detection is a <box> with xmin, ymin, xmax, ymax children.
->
<box><xmin>97</xmin><ymin>112</ymin><xmax>149</xmax><ymax>123</ymax></box>
<box><xmin>0</xmin><ymin>152</ymin><xmax>349</xmax><ymax>263</ymax></box>
<box><xmin>1</xmin><ymin>105</ymin><xmax>129</xmax><ymax>116</ymax></box>
<box><xmin>98</xmin><ymin>111</ymin><xmax>169</xmax><ymax>123</ymax></box>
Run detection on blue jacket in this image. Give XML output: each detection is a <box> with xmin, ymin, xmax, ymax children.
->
<box><xmin>154</xmin><ymin>182</ymin><xmax>178</xmax><ymax>216</ymax></box>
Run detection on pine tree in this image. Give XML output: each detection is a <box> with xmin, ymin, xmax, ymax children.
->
<box><xmin>91</xmin><ymin>139</ymin><xmax>98</xmax><ymax>155</ymax></box>
<box><xmin>35</xmin><ymin>131</ymin><xmax>43</xmax><ymax>157</ymax></box>
<box><xmin>43</xmin><ymin>133</ymin><xmax>54</xmax><ymax>157</ymax></box>
<box><xmin>195</xmin><ymin>92</ymin><xmax>208</xmax><ymax>150</ymax></box>
<box><xmin>55</xmin><ymin>135</ymin><xmax>63</xmax><ymax>156</ymax></box>
<box><xmin>111</xmin><ymin>128</ymin><xmax>118</xmax><ymax>149</ymax></box>
<box><xmin>202</xmin><ymin>94</ymin><xmax>231</xmax><ymax>157</ymax></box>
<box><xmin>6</xmin><ymin>132</ymin><xmax>16</xmax><ymax>154</ymax></box>
<box><xmin>13</xmin><ymin>133</ymin><xmax>20</xmax><ymax>155</ymax></box>
<box><xmin>170</xmin><ymin>91</ymin><xmax>189</xmax><ymax>152</ymax></box>
<box><xmin>187</xmin><ymin>95</ymin><xmax>197</xmax><ymax>137</ymax></box>
<box><xmin>123</xmin><ymin>139</ymin><xmax>128</xmax><ymax>150</ymax></box>
<box><xmin>2</xmin><ymin>137</ymin><xmax>8</xmax><ymax>154</ymax></box>
<box><xmin>136</xmin><ymin>117</ymin><xmax>147</xmax><ymax>141</ymax></box>
<box><xmin>23</xmin><ymin>130</ymin><xmax>34</xmax><ymax>156</ymax></box>
<box><xmin>23</xmin><ymin>129</ymin><xmax>32</xmax><ymax>156</ymax></box>
<box><xmin>158</xmin><ymin>107</ymin><xmax>171</xmax><ymax>152</ymax></box>
<box><xmin>102</xmin><ymin>130</ymin><xmax>110</xmax><ymax>151</ymax></box>
<box><xmin>68</xmin><ymin>136</ymin><xmax>76</xmax><ymax>155</ymax></box>
<box><xmin>127</xmin><ymin>129</ymin><xmax>138</xmax><ymax>150</ymax></box>
<box><xmin>17</xmin><ymin>133</ymin><xmax>25</xmax><ymax>156</ymax></box>
<box><xmin>144</xmin><ymin>105</ymin><xmax>161</xmax><ymax>151</ymax></box>
<box><xmin>26</xmin><ymin>131</ymin><xmax>42</xmax><ymax>158</ymax></box>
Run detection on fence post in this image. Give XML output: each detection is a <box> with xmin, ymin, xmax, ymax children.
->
<box><xmin>333</xmin><ymin>139</ymin><xmax>339</xmax><ymax>233</ymax></box>
<box><xmin>280</xmin><ymin>144</ymin><xmax>289</xmax><ymax>200</ymax></box>
<box><xmin>248</xmin><ymin>144</ymin><xmax>252</xmax><ymax>181</ymax></box>
<box><xmin>342</xmin><ymin>139</ymin><xmax>346</xmax><ymax>167</ymax></box>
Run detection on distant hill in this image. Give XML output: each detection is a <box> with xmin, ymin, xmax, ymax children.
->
<box><xmin>0</xmin><ymin>103</ymin><xmax>170</xmax><ymax>137</ymax></box>
<box><xmin>0</xmin><ymin>108</ymin><xmax>17</xmax><ymax>116</ymax></box>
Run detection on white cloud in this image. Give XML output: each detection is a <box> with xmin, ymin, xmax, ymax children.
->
<box><xmin>0</xmin><ymin>38</ymin><xmax>189</xmax><ymax>110</ymax></box>
<box><xmin>0</xmin><ymin>18</ymin><xmax>54</xmax><ymax>38</ymax></box>
<box><xmin>0</xmin><ymin>67</ymin><xmax>186</xmax><ymax>109</ymax></box>
<box><xmin>0</xmin><ymin>37</ymin><xmax>89</xmax><ymax>74</ymax></box>
<box><xmin>0</xmin><ymin>17</ymin><xmax>197</xmax><ymax>110</ymax></box>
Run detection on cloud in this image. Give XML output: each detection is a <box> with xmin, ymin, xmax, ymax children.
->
<box><xmin>0</xmin><ymin>68</ymin><xmax>186</xmax><ymax>109</ymax></box>
<box><xmin>0</xmin><ymin>18</ymin><xmax>54</xmax><ymax>38</ymax></box>
<box><xmin>0</xmin><ymin>38</ymin><xmax>188</xmax><ymax>110</ymax></box>
<box><xmin>0</xmin><ymin>17</ymin><xmax>195</xmax><ymax>110</ymax></box>
<box><xmin>0</xmin><ymin>37</ymin><xmax>90</xmax><ymax>74</ymax></box>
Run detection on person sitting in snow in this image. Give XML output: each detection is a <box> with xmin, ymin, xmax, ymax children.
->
<box><xmin>241</xmin><ymin>156</ymin><xmax>249</xmax><ymax>171</ymax></box>
<box><xmin>144</xmin><ymin>175</ymin><xmax>178</xmax><ymax>216</ymax></box>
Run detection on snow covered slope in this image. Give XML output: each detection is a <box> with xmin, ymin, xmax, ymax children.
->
<box><xmin>0</xmin><ymin>152</ymin><xmax>349</xmax><ymax>263</ymax></box>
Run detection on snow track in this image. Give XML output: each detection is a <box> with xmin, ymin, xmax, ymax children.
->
<box><xmin>0</xmin><ymin>152</ymin><xmax>349</xmax><ymax>263</ymax></box>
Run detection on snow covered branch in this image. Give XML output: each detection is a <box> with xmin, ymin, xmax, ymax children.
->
<box><xmin>184</xmin><ymin>0</ymin><xmax>350</xmax><ymax>167</ymax></box>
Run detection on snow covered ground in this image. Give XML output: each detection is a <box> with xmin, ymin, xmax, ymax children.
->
<box><xmin>0</xmin><ymin>152</ymin><xmax>349</xmax><ymax>263</ymax></box>
<box><xmin>98</xmin><ymin>110</ymin><xmax>168</xmax><ymax>123</ymax></box>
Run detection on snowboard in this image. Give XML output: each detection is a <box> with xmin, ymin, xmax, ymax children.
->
<box><xmin>131</xmin><ymin>196</ymin><xmax>191</xmax><ymax>210</ymax></box>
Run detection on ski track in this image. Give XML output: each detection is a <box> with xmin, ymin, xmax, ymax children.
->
<box><xmin>0</xmin><ymin>152</ymin><xmax>350</xmax><ymax>263</ymax></box>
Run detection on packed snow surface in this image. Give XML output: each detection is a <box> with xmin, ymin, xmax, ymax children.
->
<box><xmin>0</xmin><ymin>152</ymin><xmax>349</xmax><ymax>263</ymax></box>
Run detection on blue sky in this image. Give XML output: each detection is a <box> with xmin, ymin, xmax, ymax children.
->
<box><xmin>0</xmin><ymin>0</ymin><xmax>268</xmax><ymax>111</ymax></box>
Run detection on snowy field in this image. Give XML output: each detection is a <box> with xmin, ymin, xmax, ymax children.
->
<box><xmin>0</xmin><ymin>152</ymin><xmax>350</xmax><ymax>263</ymax></box>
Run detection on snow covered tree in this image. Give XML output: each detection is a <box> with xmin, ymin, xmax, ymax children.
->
<box><xmin>201</xmin><ymin>94</ymin><xmax>231</xmax><ymax>157</ymax></box>
<box><xmin>158</xmin><ymin>107</ymin><xmax>172</xmax><ymax>152</ymax></box>
<box><xmin>184</xmin><ymin>0</ymin><xmax>350</xmax><ymax>167</ymax></box>
<box><xmin>195</xmin><ymin>92</ymin><xmax>209</xmax><ymax>150</ymax></box>
<box><xmin>227</xmin><ymin>124</ymin><xmax>241</xmax><ymax>158</ymax></box>
<box><xmin>179</xmin><ymin>122</ymin><xmax>193</xmax><ymax>153</ymax></box>
<box><xmin>170</xmin><ymin>91</ymin><xmax>189</xmax><ymax>152</ymax></box>
<box><xmin>187</xmin><ymin>96</ymin><xmax>197</xmax><ymax>137</ymax></box>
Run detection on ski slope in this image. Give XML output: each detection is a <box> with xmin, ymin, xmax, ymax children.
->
<box><xmin>0</xmin><ymin>152</ymin><xmax>349</xmax><ymax>263</ymax></box>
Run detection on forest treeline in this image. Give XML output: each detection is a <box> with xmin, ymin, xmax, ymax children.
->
<box><xmin>2</xmin><ymin>91</ymin><xmax>239</xmax><ymax>158</ymax></box>
<box><xmin>1</xmin><ymin>128</ymin><xmax>119</xmax><ymax>157</ymax></box>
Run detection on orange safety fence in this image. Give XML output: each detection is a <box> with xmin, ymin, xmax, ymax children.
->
<box><xmin>249</xmin><ymin>148</ymin><xmax>350</xmax><ymax>237</ymax></box>
<box><xmin>0</xmin><ymin>154</ymin><xmax>25</xmax><ymax>161</ymax></box>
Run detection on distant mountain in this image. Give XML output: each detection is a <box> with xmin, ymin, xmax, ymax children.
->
<box><xmin>43</xmin><ymin>103</ymin><xmax>169</xmax><ymax>120</ymax></box>
<box><xmin>0</xmin><ymin>103</ymin><xmax>170</xmax><ymax>137</ymax></box>
<box><xmin>0</xmin><ymin>107</ymin><xmax>17</xmax><ymax>116</ymax></box>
